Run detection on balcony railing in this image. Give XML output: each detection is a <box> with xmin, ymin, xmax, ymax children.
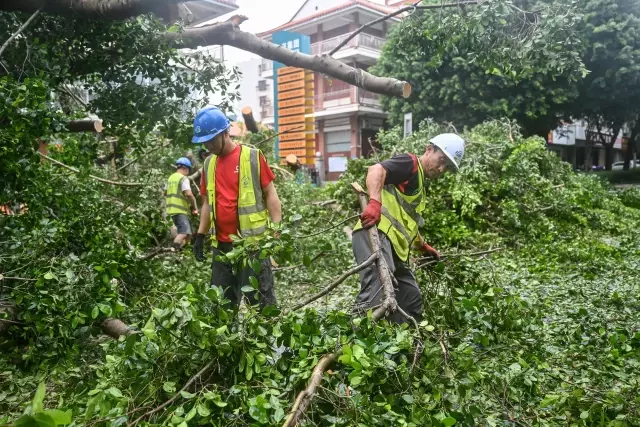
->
<box><xmin>261</xmin><ymin>105</ymin><xmax>274</xmax><ymax>118</ymax></box>
<box><xmin>260</xmin><ymin>59</ymin><xmax>273</xmax><ymax>74</ymax></box>
<box><xmin>314</xmin><ymin>87</ymin><xmax>381</xmax><ymax>110</ymax></box>
<box><xmin>311</xmin><ymin>33</ymin><xmax>385</xmax><ymax>56</ymax></box>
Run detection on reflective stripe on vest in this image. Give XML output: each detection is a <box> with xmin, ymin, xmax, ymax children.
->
<box><xmin>355</xmin><ymin>162</ymin><xmax>426</xmax><ymax>261</ymax></box>
<box><xmin>166</xmin><ymin>172</ymin><xmax>189</xmax><ymax>215</ymax></box>
<box><xmin>204</xmin><ymin>146</ymin><xmax>269</xmax><ymax>244</ymax></box>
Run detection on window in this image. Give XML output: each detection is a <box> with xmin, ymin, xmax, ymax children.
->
<box><xmin>325</xmin><ymin>130</ymin><xmax>351</xmax><ymax>153</ymax></box>
<box><xmin>257</xmin><ymin>80</ymin><xmax>267</xmax><ymax>91</ymax></box>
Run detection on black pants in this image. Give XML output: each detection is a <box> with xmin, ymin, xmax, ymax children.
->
<box><xmin>351</xmin><ymin>230</ymin><xmax>423</xmax><ymax>323</ymax></box>
<box><xmin>211</xmin><ymin>242</ymin><xmax>277</xmax><ymax>309</ymax></box>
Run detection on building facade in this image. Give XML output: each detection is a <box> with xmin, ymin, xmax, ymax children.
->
<box><xmin>256</xmin><ymin>0</ymin><xmax>401</xmax><ymax>180</ymax></box>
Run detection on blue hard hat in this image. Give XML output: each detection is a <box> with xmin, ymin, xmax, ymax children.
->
<box><xmin>192</xmin><ymin>106</ymin><xmax>231</xmax><ymax>144</ymax></box>
<box><xmin>176</xmin><ymin>157</ymin><xmax>192</xmax><ymax>169</ymax></box>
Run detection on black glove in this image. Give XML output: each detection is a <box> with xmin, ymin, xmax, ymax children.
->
<box><xmin>193</xmin><ymin>233</ymin><xmax>206</xmax><ymax>262</ymax></box>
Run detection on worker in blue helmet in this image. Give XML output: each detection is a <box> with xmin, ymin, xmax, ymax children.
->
<box><xmin>191</xmin><ymin>106</ymin><xmax>282</xmax><ymax>310</ymax></box>
<box><xmin>165</xmin><ymin>157</ymin><xmax>199</xmax><ymax>250</ymax></box>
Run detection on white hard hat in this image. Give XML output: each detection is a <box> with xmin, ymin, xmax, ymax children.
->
<box><xmin>429</xmin><ymin>133</ymin><xmax>465</xmax><ymax>171</ymax></box>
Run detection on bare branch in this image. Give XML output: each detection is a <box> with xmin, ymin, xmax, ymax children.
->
<box><xmin>164</xmin><ymin>18</ymin><xmax>411</xmax><ymax>98</ymax></box>
<box><xmin>282</xmin><ymin>353</ymin><xmax>338</xmax><ymax>427</ymax></box>
<box><xmin>37</xmin><ymin>152</ymin><xmax>143</xmax><ymax>187</ymax></box>
<box><xmin>273</xmin><ymin>251</ymin><xmax>326</xmax><ymax>273</ymax></box>
<box><xmin>131</xmin><ymin>360</ymin><xmax>215</xmax><ymax>426</ymax></box>
<box><xmin>289</xmin><ymin>253</ymin><xmax>378</xmax><ymax>312</ymax></box>
<box><xmin>0</xmin><ymin>7</ymin><xmax>42</xmax><ymax>58</ymax></box>
<box><xmin>293</xmin><ymin>215</ymin><xmax>360</xmax><ymax>239</ymax></box>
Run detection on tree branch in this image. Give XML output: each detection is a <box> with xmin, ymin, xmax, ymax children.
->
<box><xmin>0</xmin><ymin>0</ymin><xmax>183</xmax><ymax>20</ymax></box>
<box><xmin>288</xmin><ymin>253</ymin><xmax>378</xmax><ymax>312</ymax></box>
<box><xmin>138</xmin><ymin>247</ymin><xmax>175</xmax><ymax>261</ymax></box>
<box><xmin>282</xmin><ymin>353</ymin><xmax>338</xmax><ymax>427</ymax></box>
<box><xmin>66</xmin><ymin>119</ymin><xmax>103</xmax><ymax>133</ymax></box>
<box><xmin>116</xmin><ymin>141</ymin><xmax>171</xmax><ymax>171</ymax></box>
<box><xmin>0</xmin><ymin>7</ymin><xmax>42</xmax><ymax>58</ymax></box>
<box><xmin>37</xmin><ymin>152</ymin><xmax>143</xmax><ymax>187</ymax></box>
<box><xmin>164</xmin><ymin>17</ymin><xmax>411</xmax><ymax>98</ymax></box>
<box><xmin>131</xmin><ymin>360</ymin><xmax>215</xmax><ymax>426</ymax></box>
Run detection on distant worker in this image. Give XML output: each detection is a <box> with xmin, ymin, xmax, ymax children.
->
<box><xmin>191</xmin><ymin>107</ymin><xmax>282</xmax><ymax>309</ymax></box>
<box><xmin>165</xmin><ymin>157</ymin><xmax>199</xmax><ymax>250</ymax></box>
<box><xmin>351</xmin><ymin>134</ymin><xmax>465</xmax><ymax>323</ymax></box>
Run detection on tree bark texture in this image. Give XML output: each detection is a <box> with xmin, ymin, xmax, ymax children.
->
<box><xmin>66</xmin><ymin>119</ymin><xmax>103</xmax><ymax>133</ymax></box>
<box><xmin>1</xmin><ymin>0</ymin><xmax>183</xmax><ymax>20</ymax></box>
<box><xmin>163</xmin><ymin>18</ymin><xmax>411</xmax><ymax>98</ymax></box>
<box><xmin>101</xmin><ymin>318</ymin><xmax>131</xmax><ymax>339</ymax></box>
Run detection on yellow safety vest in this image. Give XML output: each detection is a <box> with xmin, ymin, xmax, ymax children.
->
<box><xmin>354</xmin><ymin>162</ymin><xmax>426</xmax><ymax>261</ymax></box>
<box><xmin>166</xmin><ymin>172</ymin><xmax>190</xmax><ymax>215</ymax></box>
<box><xmin>204</xmin><ymin>146</ymin><xmax>269</xmax><ymax>245</ymax></box>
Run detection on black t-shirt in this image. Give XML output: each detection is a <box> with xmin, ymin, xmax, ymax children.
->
<box><xmin>380</xmin><ymin>154</ymin><xmax>421</xmax><ymax>195</ymax></box>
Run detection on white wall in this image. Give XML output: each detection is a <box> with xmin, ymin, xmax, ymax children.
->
<box><xmin>234</xmin><ymin>58</ymin><xmax>262</xmax><ymax>121</ymax></box>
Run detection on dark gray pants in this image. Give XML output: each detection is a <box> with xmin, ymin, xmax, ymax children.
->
<box><xmin>352</xmin><ymin>230</ymin><xmax>423</xmax><ymax>323</ymax></box>
<box><xmin>211</xmin><ymin>242</ymin><xmax>277</xmax><ymax>310</ymax></box>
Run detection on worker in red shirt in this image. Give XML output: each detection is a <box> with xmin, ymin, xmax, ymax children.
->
<box><xmin>191</xmin><ymin>107</ymin><xmax>281</xmax><ymax>309</ymax></box>
<box><xmin>352</xmin><ymin>134</ymin><xmax>465</xmax><ymax>323</ymax></box>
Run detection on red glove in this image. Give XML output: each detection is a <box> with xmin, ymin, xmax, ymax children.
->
<box><xmin>420</xmin><ymin>243</ymin><xmax>440</xmax><ymax>260</ymax></box>
<box><xmin>360</xmin><ymin>199</ymin><xmax>382</xmax><ymax>229</ymax></box>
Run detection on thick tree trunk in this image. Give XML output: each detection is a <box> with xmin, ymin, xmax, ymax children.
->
<box><xmin>605</xmin><ymin>143</ymin><xmax>614</xmax><ymax>171</ymax></box>
<box><xmin>101</xmin><ymin>318</ymin><xmax>132</xmax><ymax>338</ymax></box>
<box><xmin>163</xmin><ymin>18</ymin><xmax>411</xmax><ymax>99</ymax></box>
<box><xmin>624</xmin><ymin>120</ymin><xmax>640</xmax><ymax>171</ymax></box>
<box><xmin>242</xmin><ymin>106</ymin><xmax>259</xmax><ymax>133</ymax></box>
<box><xmin>66</xmin><ymin>119</ymin><xmax>103</xmax><ymax>133</ymax></box>
<box><xmin>1</xmin><ymin>0</ymin><xmax>183</xmax><ymax>20</ymax></box>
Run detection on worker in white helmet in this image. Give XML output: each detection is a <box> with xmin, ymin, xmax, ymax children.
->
<box><xmin>351</xmin><ymin>133</ymin><xmax>465</xmax><ymax>323</ymax></box>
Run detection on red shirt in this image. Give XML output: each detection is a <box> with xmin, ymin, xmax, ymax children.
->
<box><xmin>200</xmin><ymin>145</ymin><xmax>275</xmax><ymax>242</ymax></box>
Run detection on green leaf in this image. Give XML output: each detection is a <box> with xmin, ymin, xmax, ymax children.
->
<box><xmin>180</xmin><ymin>391</ymin><xmax>196</xmax><ymax>399</ymax></box>
<box><xmin>107</xmin><ymin>387</ymin><xmax>123</xmax><ymax>398</ymax></box>
<box><xmin>43</xmin><ymin>409</ymin><xmax>72</xmax><ymax>425</ymax></box>
<box><xmin>32</xmin><ymin>382</ymin><xmax>46</xmax><ymax>414</ymax></box>
<box><xmin>15</xmin><ymin>415</ymin><xmax>38</xmax><ymax>427</ymax></box>
<box><xmin>402</xmin><ymin>394</ymin><xmax>414</xmax><ymax>404</ymax></box>
<box><xmin>32</xmin><ymin>413</ymin><xmax>56</xmax><ymax>427</ymax></box>
<box><xmin>43</xmin><ymin>272</ymin><xmax>55</xmax><ymax>280</ymax></box>
<box><xmin>350</xmin><ymin>376</ymin><xmax>362</xmax><ymax>386</ymax></box>
<box><xmin>303</xmin><ymin>254</ymin><xmax>312</xmax><ymax>267</ymax></box>
<box><xmin>91</xmin><ymin>306</ymin><xmax>99</xmax><ymax>319</ymax></box>
<box><xmin>197</xmin><ymin>404</ymin><xmax>210</xmax><ymax>417</ymax></box>
<box><xmin>241</xmin><ymin>285</ymin><xmax>254</xmax><ymax>293</ymax></box>
<box><xmin>249</xmin><ymin>276</ymin><xmax>259</xmax><ymax>290</ymax></box>
<box><xmin>442</xmin><ymin>417</ymin><xmax>457</xmax><ymax>426</ymax></box>
<box><xmin>163</xmin><ymin>382</ymin><xmax>176</xmax><ymax>393</ymax></box>
<box><xmin>580</xmin><ymin>411</ymin><xmax>589</xmax><ymax>420</ymax></box>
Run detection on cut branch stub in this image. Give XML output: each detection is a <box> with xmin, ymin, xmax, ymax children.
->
<box><xmin>101</xmin><ymin>318</ymin><xmax>132</xmax><ymax>339</ymax></box>
<box><xmin>241</xmin><ymin>106</ymin><xmax>259</xmax><ymax>133</ymax></box>
<box><xmin>66</xmin><ymin>119</ymin><xmax>103</xmax><ymax>133</ymax></box>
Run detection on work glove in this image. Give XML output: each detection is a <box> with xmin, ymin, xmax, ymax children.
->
<box><xmin>360</xmin><ymin>199</ymin><xmax>382</xmax><ymax>229</ymax></box>
<box><xmin>419</xmin><ymin>242</ymin><xmax>440</xmax><ymax>260</ymax></box>
<box><xmin>193</xmin><ymin>233</ymin><xmax>206</xmax><ymax>262</ymax></box>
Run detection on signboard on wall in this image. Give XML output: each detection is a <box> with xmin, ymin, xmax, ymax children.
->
<box><xmin>272</xmin><ymin>31</ymin><xmax>315</xmax><ymax>165</ymax></box>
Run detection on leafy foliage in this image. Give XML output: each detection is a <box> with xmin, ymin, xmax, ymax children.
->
<box><xmin>373</xmin><ymin>0</ymin><xmax>586</xmax><ymax>136</ymax></box>
<box><xmin>2</xmin><ymin>120</ymin><xmax>639</xmax><ymax>426</ymax></box>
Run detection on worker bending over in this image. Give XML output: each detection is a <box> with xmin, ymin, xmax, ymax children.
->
<box><xmin>352</xmin><ymin>134</ymin><xmax>465</xmax><ymax>323</ymax></box>
<box><xmin>165</xmin><ymin>157</ymin><xmax>198</xmax><ymax>250</ymax></box>
<box><xmin>192</xmin><ymin>107</ymin><xmax>282</xmax><ymax>309</ymax></box>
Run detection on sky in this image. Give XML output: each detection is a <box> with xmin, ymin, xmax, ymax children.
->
<box><xmin>209</xmin><ymin>0</ymin><xmax>305</xmax><ymax>66</ymax></box>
